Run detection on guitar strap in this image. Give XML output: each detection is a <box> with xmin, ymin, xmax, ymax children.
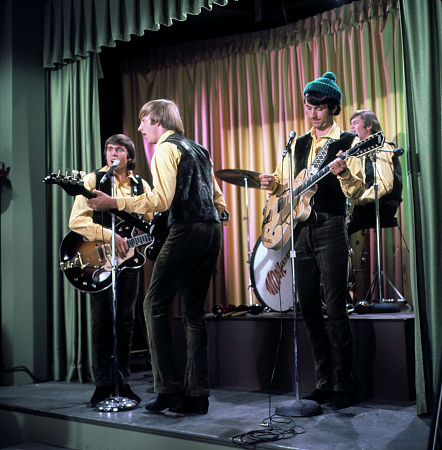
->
<box><xmin>308</xmin><ymin>138</ymin><xmax>335</xmax><ymax>176</ymax></box>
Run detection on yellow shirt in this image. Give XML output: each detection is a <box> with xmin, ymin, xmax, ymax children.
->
<box><xmin>272</xmin><ymin>122</ymin><xmax>365</xmax><ymax>199</ymax></box>
<box><xmin>356</xmin><ymin>140</ymin><xmax>396</xmax><ymax>204</ymax></box>
<box><xmin>69</xmin><ymin>168</ymin><xmax>152</xmax><ymax>243</ymax></box>
<box><xmin>115</xmin><ymin>130</ymin><xmax>227</xmax><ymax>216</ymax></box>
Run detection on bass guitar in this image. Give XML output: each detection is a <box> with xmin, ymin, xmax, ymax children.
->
<box><xmin>261</xmin><ymin>131</ymin><xmax>385</xmax><ymax>250</ymax></box>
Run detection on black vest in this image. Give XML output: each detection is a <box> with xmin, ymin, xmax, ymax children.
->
<box><xmin>164</xmin><ymin>134</ymin><xmax>219</xmax><ymax>226</ymax></box>
<box><xmin>293</xmin><ymin>131</ymin><xmax>356</xmax><ymax>216</ymax></box>
<box><xmin>92</xmin><ymin>171</ymin><xmax>144</xmax><ymax>228</ymax></box>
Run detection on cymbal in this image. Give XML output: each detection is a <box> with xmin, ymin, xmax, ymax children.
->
<box><xmin>215</xmin><ymin>169</ymin><xmax>261</xmax><ymax>189</ymax></box>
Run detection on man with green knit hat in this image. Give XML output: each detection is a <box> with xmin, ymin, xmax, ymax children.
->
<box><xmin>260</xmin><ymin>72</ymin><xmax>365</xmax><ymax>409</ymax></box>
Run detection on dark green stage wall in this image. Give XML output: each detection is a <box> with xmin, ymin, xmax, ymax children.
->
<box><xmin>0</xmin><ymin>0</ymin><xmax>48</xmax><ymax>385</ymax></box>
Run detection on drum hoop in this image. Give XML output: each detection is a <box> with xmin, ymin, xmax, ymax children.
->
<box><xmin>249</xmin><ymin>237</ymin><xmax>265</xmax><ymax>307</ymax></box>
<box><xmin>250</xmin><ymin>236</ymin><xmax>292</xmax><ymax>312</ymax></box>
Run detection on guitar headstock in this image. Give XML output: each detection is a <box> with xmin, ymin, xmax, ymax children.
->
<box><xmin>43</xmin><ymin>169</ymin><xmax>92</xmax><ymax>198</ymax></box>
<box><xmin>346</xmin><ymin>131</ymin><xmax>385</xmax><ymax>159</ymax></box>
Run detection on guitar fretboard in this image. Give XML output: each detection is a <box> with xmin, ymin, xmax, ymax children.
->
<box><xmin>276</xmin><ymin>131</ymin><xmax>384</xmax><ymax>213</ymax></box>
<box><xmin>127</xmin><ymin>233</ymin><xmax>153</xmax><ymax>249</ymax></box>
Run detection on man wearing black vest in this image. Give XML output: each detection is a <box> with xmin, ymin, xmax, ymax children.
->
<box><xmin>260</xmin><ymin>73</ymin><xmax>365</xmax><ymax>409</ymax></box>
<box><xmin>86</xmin><ymin>99</ymin><xmax>228</xmax><ymax>415</ymax></box>
<box><xmin>348</xmin><ymin>110</ymin><xmax>402</xmax><ymax>234</ymax></box>
<box><xmin>69</xmin><ymin>134</ymin><xmax>151</xmax><ymax>407</ymax></box>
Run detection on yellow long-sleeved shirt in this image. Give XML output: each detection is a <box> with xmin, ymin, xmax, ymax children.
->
<box><xmin>69</xmin><ymin>168</ymin><xmax>152</xmax><ymax>243</ymax></box>
<box><xmin>114</xmin><ymin>130</ymin><xmax>227</xmax><ymax>217</ymax></box>
<box><xmin>355</xmin><ymin>140</ymin><xmax>395</xmax><ymax>205</ymax></box>
<box><xmin>271</xmin><ymin>123</ymin><xmax>365</xmax><ymax>200</ymax></box>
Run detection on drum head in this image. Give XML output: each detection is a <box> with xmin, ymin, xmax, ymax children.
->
<box><xmin>250</xmin><ymin>237</ymin><xmax>293</xmax><ymax>312</ymax></box>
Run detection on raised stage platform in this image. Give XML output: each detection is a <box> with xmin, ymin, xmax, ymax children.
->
<box><xmin>173</xmin><ymin>310</ymin><xmax>415</xmax><ymax>403</ymax></box>
<box><xmin>0</xmin><ymin>310</ymin><xmax>423</xmax><ymax>450</ymax></box>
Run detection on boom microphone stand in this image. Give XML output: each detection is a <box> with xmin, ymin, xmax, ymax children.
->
<box><xmin>275</xmin><ymin>131</ymin><xmax>322</xmax><ymax>417</ymax></box>
<box><xmin>95</xmin><ymin>171</ymin><xmax>138</xmax><ymax>412</ymax></box>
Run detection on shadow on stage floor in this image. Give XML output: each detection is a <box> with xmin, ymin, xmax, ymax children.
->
<box><xmin>0</xmin><ymin>365</ymin><xmax>430</xmax><ymax>450</ymax></box>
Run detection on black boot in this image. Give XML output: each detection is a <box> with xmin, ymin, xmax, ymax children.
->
<box><xmin>119</xmin><ymin>384</ymin><xmax>141</xmax><ymax>403</ymax></box>
<box><xmin>145</xmin><ymin>393</ymin><xmax>184</xmax><ymax>412</ymax></box>
<box><xmin>171</xmin><ymin>395</ymin><xmax>209</xmax><ymax>415</ymax></box>
<box><xmin>89</xmin><ymin>386</ymin><xmax>112</xmax><ymax>407</ymax></box>
<box><xmin>303</xmin><ymin>389</ymin><xmax>333</xmax><ymax>404</ymax></box>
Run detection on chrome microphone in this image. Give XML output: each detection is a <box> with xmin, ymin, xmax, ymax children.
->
<box><xmin>282</xmin><ymin>131</ymin><xmax>296</xmax><ymax>157</ymax></box>
<box><xmin>100</xmin><ymin>159</ymin><xmax>120</xmax><ymax>183</ymax></box>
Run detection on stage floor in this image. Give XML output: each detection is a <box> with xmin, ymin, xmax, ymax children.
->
<box><xmin>0</xmin><ymin>367</ymin><xmax>430</xmax><ymax>450</ymax></box>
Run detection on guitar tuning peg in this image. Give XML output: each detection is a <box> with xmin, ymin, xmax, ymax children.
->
<box><xmin>79</xmin><ymin>171</ymin><xmax>86</xmax><ymax>179</ymax></box>
<box><xmin>65</xmin><ymin>169</ymin><xmax>70</xmax><ymax>178</ymax></box>
<box><xmin>71</xmin><ymin>169</ymin><xmax>79</xmax><ymax>179</ymax></box>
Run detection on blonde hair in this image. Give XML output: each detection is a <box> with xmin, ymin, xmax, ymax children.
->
<box><xmin>139</xmin><ymin>99</ymin><xmax>184</xmax><ymax>135</ymax></box>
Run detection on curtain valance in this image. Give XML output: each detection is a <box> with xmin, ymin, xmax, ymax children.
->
<box><xmin>121</xmin><ymin>0</ymin><xmax>399</xmax><ymax>72</ymax></box>
<box><xmin>43</xmin><ymin>0</ymin><xmax>234</xmax><ymax>68</ymax></box>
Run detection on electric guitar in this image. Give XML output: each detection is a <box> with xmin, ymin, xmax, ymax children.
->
<box><xmin>59</xmin><ymin>221</ymin><xmax>153</xmax><ymax>293</ymax></box>
<box><xmin>44</xmin><ymin>171</ymin><xmax>169</xmax><ymax>292</ymax></box>
<box><xmin>261</xmin><ymin>131</ymin><xmax>385</xmax><ymax>250</ymax></box>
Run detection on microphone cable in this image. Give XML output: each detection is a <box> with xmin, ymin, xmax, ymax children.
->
<box><xmin>231</xmin><ymin>155</ymin><xmax>305</xmax><ymax>447</ymax></box>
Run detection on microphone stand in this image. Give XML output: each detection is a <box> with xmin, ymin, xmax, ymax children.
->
<box><xmin>95</xmin><ymin>172</ymin><xmax>138</xmax><ymax>412</ymax></box>
<box><xmin>243</xmin><ymin>174</ymin><xmax>254</xmax><ymax>307</ymax></box>
<box><xmin>275</xmin><ymin>132</ymin><xmax>321</xmax><ymax>417</ymax></box>
<box><xmin>356</xmin><ymin>148</ymin><xmax>405</xmax><ymax>313</ymax></box>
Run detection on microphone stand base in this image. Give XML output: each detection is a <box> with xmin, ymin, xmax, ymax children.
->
<box><xmin>95</xmin><ymin>396</ymin><xmax>139</xmax><ymax>412</ymax></box>
<box><xmin>275</xmin><ymin>399</ymin><xmax>322</xmax><ymax>417</ymax></box>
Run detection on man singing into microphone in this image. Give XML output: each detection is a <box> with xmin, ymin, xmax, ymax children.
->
<box><xmin>69</xmin><ymin>134</ymin><xmax>151</xmax><ymax>407</ymax></box>
<box><xmin>260</xmin><ymin>73</ymin><xmax>365</xmax><ymax>409</ymax></box>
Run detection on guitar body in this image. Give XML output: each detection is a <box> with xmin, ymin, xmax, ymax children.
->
<box><xmin>145</xmin><ymin>211</ymin><xmax>169</xmax><ymax>261</ymax></box>
<box><xmin>59</xmin><ymin>221</ymin><xmax>147</xmax><ymax>293</ymax></box>
<box><xmin>261</xmin><ymin>169</ymin><xmax>317</xmax><ymax>249</ymax></box>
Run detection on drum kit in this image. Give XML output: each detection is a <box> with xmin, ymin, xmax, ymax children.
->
<box><xmin>216</xmin><ymin>168</ymin><xmax>293</xmax><ymax>312</ymax></box>
<box><xmin>216</xmin><ymin>168</ymin><xmax>372</xmax><ymax>314</ymax></box>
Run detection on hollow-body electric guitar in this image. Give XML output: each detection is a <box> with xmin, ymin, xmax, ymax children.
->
<box><xmin>44</xmin><ymin>171</ymin><xmax>169</xmax><ymax>292</ymax></box>
<box><xmin>261</xmin><ymin>131</ymin><xmax>385</xmax><ymax>250</ymax></box>
<box><xmin>59</xmin><ymin>221</ymin><xmax>153</xmax><ymax>293</ymax></box>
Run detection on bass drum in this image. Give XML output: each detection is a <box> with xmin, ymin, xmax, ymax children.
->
<box><xmin>250</xmin><ymin>237</ymin><xmax>293</xmax><ymax>312</ymax></box>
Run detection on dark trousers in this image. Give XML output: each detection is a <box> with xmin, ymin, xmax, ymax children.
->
<box><xmin>90</xmin><ymin>269</ymin><xmax>140</xmax><ymax>387</ymax></box>
<box><xmin>295</xmin><ymin>215</ymin><xmax>354</xmax><ymax>392</ymax></box>
<box><xmin>144</xmin><ymin>221</ymin><xmax>222</xmax><ymax>397</ymax></box>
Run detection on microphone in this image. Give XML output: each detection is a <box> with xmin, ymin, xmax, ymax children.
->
<box><xmin>393</xmin><ymin>147</ymin><xmax>404</xmax><ymax>157</ymax></box>
<box><xmin>282</xmin><ymin>131</ymin><xmax>296</xmax><ymax>157</ymax></box>
<box><xmin>100</xmin><ymin>159</ymin><xmax>120</xmax><ymax>183</ymax></box>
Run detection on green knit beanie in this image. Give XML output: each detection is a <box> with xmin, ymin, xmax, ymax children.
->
<box><xmin>303</xmin><ymin>72</ymin><xmax>342</xmax><ymax>104</ymax></box>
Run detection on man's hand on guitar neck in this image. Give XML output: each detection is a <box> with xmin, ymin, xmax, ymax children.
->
<box><xmin>86</xmin><ymin>189</ymin><xmax>118</xmax><ymax>211</ymax></box>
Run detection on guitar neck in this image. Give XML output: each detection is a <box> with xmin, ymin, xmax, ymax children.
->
<box><xmin>126</xmin><ymin>233</ymin><xmax>153</xmax><ymax>249</ymax></box>
<box><xmin>78</xmin><ymin>184</ymin><xmax>151</xmax><ymax>233</ymax></box>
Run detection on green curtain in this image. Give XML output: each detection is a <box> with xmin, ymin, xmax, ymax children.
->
<box><xmin>46</xmin><ymin>54</ymin><xmax>102</xmax><ymax>381</ymax></box>
<box><xmin>44</xmin><ymin>0</ymin><xmax>238</xmax><ymax>382</ymax></box>
<box><xmin>400</xmin><ymin>0</ymin><xmax>442</xmax><ymax>415</ymax></box>
<box><xmin>43</xmin><ymin>0</ymin><xmax>234</xmax><ymax>68</ymax></box>
<box><xmin>121</xmin><ymin>0</ymin><xmax>409</xmax><ymax>312</ymax></box>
